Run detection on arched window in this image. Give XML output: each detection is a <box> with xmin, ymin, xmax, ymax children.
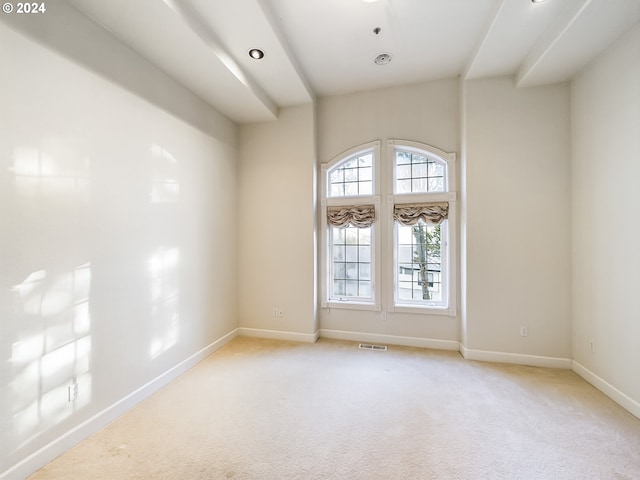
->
<box><xmin>389</xmin><ymin>140</ymin><xmax>455</xmax><ymax>311</ymax></box>
<box><xmin>320</xmin><ymin>139</ymin><xmax>455</xmax><ymax>315</ymax></box>
<box><xmin>321</xmin><ymin>142</ymin><xmax>380</xmax><ymax>306</ymax></box>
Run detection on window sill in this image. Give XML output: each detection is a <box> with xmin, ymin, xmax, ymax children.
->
<box><xmin>391</xmin><ymin>305</ymin><xmax>456</xmax><ymax>317</ymax></box>
<box><xmin>322</xmin><ymin>301</ymin><xmax>381</xmax><ymax>312</ymax></box>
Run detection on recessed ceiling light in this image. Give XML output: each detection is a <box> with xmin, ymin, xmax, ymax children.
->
<box><xmin>374</xmin><ymin>52</ymin><xmax>392</xmax><ymax>65</ymax></box>
<box><xmin>531</xmin><ymin>0</ymin><xmax>546</xmax><ymax>3</ymax></box>
<box><xmin>248</xmin><ymin>48</ymin><xmax>265</xmax><ymax>60</ymax></box>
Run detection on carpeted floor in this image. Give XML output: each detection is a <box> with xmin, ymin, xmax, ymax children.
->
<box><xmin>28</xmin><ymin>337</ymin><xmax>640</xmax><ymax>479</ymax></box>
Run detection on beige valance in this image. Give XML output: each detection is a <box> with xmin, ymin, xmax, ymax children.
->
<box><xmin>393</xmin><ymin>202</ymin><xmax>448</xmax><ymax>226</ymax></box>
<box><xmin>327</xmin><ymin>205</ymin><xmax>376</xmax><ymax>228</ymax></box>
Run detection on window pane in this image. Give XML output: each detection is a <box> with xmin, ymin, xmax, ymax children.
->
<box><xmin>345</xmin><ymin>228</ymin><xmax>358</xmax><ymax>244</ymax></box>
<box><xmin>345</xmin><ymin>263</ymin><xmax>358</xmax><ymax>279</ymax></box>
<box><xmin>428</xmin><ymin>177</ymin><xmax>444</xmax><ymax>192</ymax></box>
<box><xmin>398</xmin><ymin>281</ymin><xmax>414</xmax><ymax>300</ymax></box>
<box><xmin>397</xmin><ymin>179</ymin><xmax>411</xmax><ymax>193</ymax></box>
<box><xmin>428</xmin><ymin>162</ymin><xmax>443</xmax><ymax>177</ymax></box>
<box><xmin>330</xmin><ymin>169</ymin><xmax>343</xmax><ymax>183</ymax></box>
<box><xmin>412</xmin><ymin>163</ymin><xmax>428</xmax><ymax>178</ymax></box>
<box><xmin>359</xmin><ymin>181</ymin><xmax>372</xmax><ymax>195</ymax></box>
<box><xmin>344</xmin><ymin>182</ymin><xmax>358</xmax><ymax>196</ymax></box>
<box><xmin>344</xmin><ymin>168</ymin><xmax>358</xmax><ymax>182</ymax></box>
<box><xmin>345</xmin><ymin>245</ymin><xmax>358</xmax><ymax>262</ymax></box>
<box><xmin>343</xmin><ymin>159</ymin><xmax>356</xmax><ymax>169</ymax></box>
<box><xmin>333</xmin><ymin>263</ymin><xmax>345</xmax><ymax>279</ymax></box>
<box><xmin>359</xmin><ymin>263</ymin><xmax>371</xmax><ymax>280</ymax></box>
<box><xmin>358</xmin><ymin>154</ymin><xmax>373</xmax><ymax>168</ymax></box>
<box><xmin>358</xmin><ymin>228</ymin><xmax>371</xmax><ymax>245</ymax></box>
<box><xmin>330</xmin><ymin>184</ymin><xmax>344</xmax><ymax>197</ymax></box>
<box><xmin>412</xmin><ymin>178</ymin><xmax>427</xmax><ymax>192</ymax></box>
<box><xmin>332</xmin><ymin>245</ymin><xmax>345</xmax><ymax>261</ymax></box>
<box><xmin>398</xmin><ymin>245</ymin><xmax>413</xmax><ymax>263</ymax></box>
<box><xmin>346</xmin><ymin>280</ymin><xmax>358</xmax><ymax>296</ymax></box>
<box><xmin>358</xmin><ymin>246</ymin><xmax>371</xmax><ymax>262</ymax></box>
<box><xmin>359</xmin><ymin>281</ymin><xmax>371</xmax><ymax>297</ymax></box>
<box><xmin>396</xmin><ymin>165</ymin><xmax>411</xmax><ymax>179</ymax></box>
<box><xmin>414</xmin><ymin>153</ymin><xmax>427</xmax><ymax>163</ymax></box>
<box><xmin>359</xmin><ymin>167</ymin><xmax>372</xmax><ymax>181</ymax></box>
<box><xmin>334</xmin><ymin>280</ymin><xmax>346</xmax><ymax>296</ymax></box>
<box><xmin>396</xmin><ymin>151</ymin><xmax>411</xmax><ymax>165</ymax></box>
<box><xmin>333</xmin><ymin>228</ymin><xmax>345</xmax><ymax>244</ymax></box>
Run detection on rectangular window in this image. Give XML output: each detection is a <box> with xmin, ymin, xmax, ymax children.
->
<box><xmin>395</xmin><ymin>220</ymin><xmax>446</xmax><ymax>307</ymax></box>
<box><xmin>330</xmin><ymin>226</ymin><xmax>373</xmax><ymax>301</ymax></box>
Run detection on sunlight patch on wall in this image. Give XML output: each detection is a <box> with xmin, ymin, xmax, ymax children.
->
<box><xmin>10</xmin><ymin>145</ymin><xmax>90</xmax><ymax>198</ymax></box>
<box><xmin>9</xmin><ymin>263</ymin><xmax>93</xmax><ymax>450</ymax></box>
<box><xmin>148</xmin><ymin>247</ymin><xmax>180</xmax><ymax>359</ymax></box>
<box><xmin>150</xmin><ymin>144</ymin><xmax>179</xmax><ymax>204</ymax></box>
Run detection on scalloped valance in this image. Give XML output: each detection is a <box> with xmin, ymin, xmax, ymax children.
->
<box><xmin>327</xmin><ymin>205</ymin><xmax>376</xmax><ymax>228</ymax></box>
<box><xmin>393</xmin><ymin>202</ymin><xmax>448</xmax><ymax>226</ymax></box>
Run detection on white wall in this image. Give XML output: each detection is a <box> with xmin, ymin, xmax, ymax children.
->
<box><xmin>237</xmin><ymin>105</ymin><xmax>317</xmax><ymax>340</ymax></box>
<box><xmin>316</xmin><ymin>79</ymin><xmax>460</xmax><ymax>345</ymax></box>
<box><xmin>462</xmin><ymin>76</ymin><xmax>572</xmax><ymax>362</ymax></box>
<box><xmin>0</xmin><ymin>14</ymin><xmax>237</xmax><ymax>477</ymax></box>
<box><xmin>571</xmin><ymin>24</ymin><xmax>640</xmax><ymax>412</ymax></box>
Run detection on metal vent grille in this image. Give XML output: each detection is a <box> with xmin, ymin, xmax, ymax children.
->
<box><xmin>358</xmin><ymin>343</ymin><xmax>388</xmax><ymax>351</ymax></box>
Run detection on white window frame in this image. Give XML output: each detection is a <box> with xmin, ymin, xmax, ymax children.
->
<box><xmin>320</xmin><ymin>141</ymin><xmax>381</xmax><ymax>311</ymax></box>
<box><xmin>387</xmin><ymin>140</ymin><xmax>457</xmax><ymax>316</ymax></box>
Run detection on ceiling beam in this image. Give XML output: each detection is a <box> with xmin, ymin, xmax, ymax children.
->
<box><xmin>515</xmin><ymin>0</ymin><xmax>591</xmax><ymax>87</ymax></box>
<box><xmin>162</xmin><ymin>0</ymin><xmax>279</xmax><ymax>120</ymax></box>
<box><xmin>462</xmin><ymin>0</ymin><xmax>507</xmax><ymax>81</ymax></box>
<box><xmin>255</xmin><ymin>0</ymin><xmax>315</xmax><ymax>103</ymax></box>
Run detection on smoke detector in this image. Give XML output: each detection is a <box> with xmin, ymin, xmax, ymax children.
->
<box><xmin>374</xmin><ymin>52</ymin><xmax>392</xmax><ymax>65</ymax></box>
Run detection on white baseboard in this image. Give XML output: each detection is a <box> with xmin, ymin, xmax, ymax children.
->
<box><xmin>572</xmin><ymin>361</ymin><xmax>640</xmax><ymax>420</ymax></box>
<box><xmin>237</xmin><ymin>327</ymin><xmax>319</xmax><ymax>343</ymax></box>
<box><xmin>319</xmin><ymin>329</ymin><xmax>460</xmax><ymax>351</ymax></box>
<box><xmin>1</xmin><ymin>329</ymin><xmax>238</xmax><ymax>480</ymax></box>
<box><xmin>459</xmin><ymin>344</ymin><xmax>572</xmax><ymax>369</ymax></box>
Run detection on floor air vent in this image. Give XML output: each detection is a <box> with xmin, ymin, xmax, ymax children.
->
<box><xmin>358</xmin><ymin>343</ymin><xmax>387</xmax><ymax>351</ymax></box>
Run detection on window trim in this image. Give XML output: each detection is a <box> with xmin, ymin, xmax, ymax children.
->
<box><xmin>320</xmin><ymin>141</ymin><xmax>381</xmax><ymax>310</ymax></box>
<box><xmin>387</xmin><ymin>140</ymin><xmax>457</xmax><ymax>316</ymax></box>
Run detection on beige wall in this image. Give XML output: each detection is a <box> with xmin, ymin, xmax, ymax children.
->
<box><xmin>0</xmin><ymin>18</ymin><xmax>237</xmax><ymax>476</ymax></box>
<box><xmin>462</xmin><ymin>76</ymin><xmax>572</xmax><ymax>360</ymax></box>
<box><xmin>571</xmin><ymin>24</ymin><xmax>640</xmax><ymax>408</ymax></box>
<box><xmin>237</xmin><ymin>105</ymin><xmax>317</xmax><ymax>339</ymax></box>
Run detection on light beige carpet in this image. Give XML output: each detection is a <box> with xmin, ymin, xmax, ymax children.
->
<box><xmin>28</xmin><ymin>337</ymin><xmax>640</xmax><ymax>479</ymax></box>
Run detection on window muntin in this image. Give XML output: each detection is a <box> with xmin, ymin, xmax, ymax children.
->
<box><xmin>328</xmin><ymin>151</ymin><xmax>373</xmax><ymax>197</ymax></box>
<box><xmin>330</xmin><ymin>226</ymin><xmax>373</xmax><ymax>301</ymax></box>
<box><xmin>395</xmin><ymin>149</ymin><xmax>445</xmax><ymax>194</ymax></box>
<box><xmin>396</xmin><ymin>220</ymin><xmax>445</xmax><ymax>306</ymax></box>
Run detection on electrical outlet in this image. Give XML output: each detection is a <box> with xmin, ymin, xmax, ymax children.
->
<box><xmin>272</xmin><ymin>308</ymin><xmax>279</xmax><ymax>317</ymax></box>
<box><xmin>589</xmin><ymin>340</ymin><xmax>596</xmax><ymax>352</ymax></box>
<box><xmin>272</xmin><ymin>308</ymin><xmax>284</xmax><ymax>318</ymax></box>
<box><xmin>520</xmin><ymin>326</ymin><xmax>528</xmax><ymax>337</ymax></box>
